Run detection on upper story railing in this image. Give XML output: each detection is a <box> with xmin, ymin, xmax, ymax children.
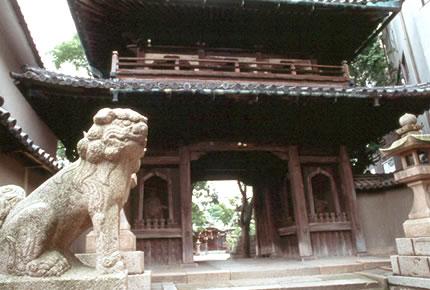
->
<box><xmin>111</xmin><ymin>50</ymin><xmax>351</xmax><ymax>86</ymax></box>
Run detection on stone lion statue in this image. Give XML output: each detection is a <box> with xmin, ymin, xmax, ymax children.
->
<box><xmin>0</xmin><ymin>108</ymin><xmax>148</xmax><ymax>277</ymax></box>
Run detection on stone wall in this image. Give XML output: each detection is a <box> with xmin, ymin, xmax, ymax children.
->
<box><xmin>357</xmin><ymin>186</ymin><xmax>412</xmax><ymax>255</ymax></box>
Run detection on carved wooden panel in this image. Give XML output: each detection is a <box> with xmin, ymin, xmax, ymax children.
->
<box><xmin>137</xmin><ymin>238</ymin><xmax>182</xmax><ymax>265</ymax></box>
<box><xmin>310</xmin><ymin>231</ymin><xmax>354</xmax><ymax>257</ymax></box>
<box><xmin>279</xmin><ymin>235</ymin><xmax>299</xmax><ymax>258</ymax></box>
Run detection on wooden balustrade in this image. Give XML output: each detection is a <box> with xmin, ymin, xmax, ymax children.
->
<box><xmin>134</xmin><ymin>218</ymin><xmax>175</xmax><ymax>229</ymax></box>
<box><xmin>278</xmin><ymin>212</ymin><xmax>351</xmax><ymax>237</ymax></box>
<box><xmin>308</xmin><ymin>212</ymin><xmax>349</xmax><ymax>223</ymax></box>
<box><xmin>111</xmin><ymin>51</ymin><xmax>350</xmax><ymax>84</ymax></box>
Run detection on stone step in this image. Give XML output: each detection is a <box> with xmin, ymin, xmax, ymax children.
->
<box><xmin>152</xmin><ymin>282</ymin><xmax>178</xmax><ymax>290</ymax></box>
<box><xmin>172</xmin><ymin>273</ymin><xmax>381</xmax><ymax>290</ymax></box>
<box><xmin>151</xmin><ymin>258</ymin><xmax>390</xmax><ymax>284</ymax></box>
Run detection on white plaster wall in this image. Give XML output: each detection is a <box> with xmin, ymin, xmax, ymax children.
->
<box><xmin>0</xmin><ymin>154</ymin><xmax>25</xmax><ymax>187</ymax></box>
<box><xmin>357</xmin><ymin>186</ymin><xmax>412</xmax><ymax>255</ymax></box>
<box><xmin>384</xmin><ymin>0</ymin><xmax>430</xmax><ymax>83</ymax></box>
<box><xmin>0</xmin><ymin>0</ymin><xmax>57</xmax><ymax>155</ymax></box>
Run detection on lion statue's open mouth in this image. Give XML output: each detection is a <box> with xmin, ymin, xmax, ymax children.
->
<box><xmin>0</xmin><ymin>108</ymin><xmax>148</xmax><ymax>277</ymax></box>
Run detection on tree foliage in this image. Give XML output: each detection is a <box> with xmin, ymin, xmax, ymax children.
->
<box><xmin>350</xmin><ymin>35</ymin><xmax>395</xmax><ymax>87</ymax></box>
<box><xmin>51</xmin><ymin>34</ymin><xmax>90</xmax><ymax>74</ymax></box>
<box><xmin>349</xmin><ymin>34</ymin><xmax>395</xmax><ymax>173</ymax></box>
<box><xmin>208</xmin><ymin>203</ymin><xmax>235</xmax><ymax>227</ymax></box>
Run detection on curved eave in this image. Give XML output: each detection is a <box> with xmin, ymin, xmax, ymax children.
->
<box><xmin>0</xmin><ymin>96</ymin><xmax>62</xmax><ymax>172</ymax></box>
<box><xmin>11</xmin><ymin>67</ymin><xmax>430</xmax><ymax>100</ymax></box>
<box><xmin>380</xmin><ymin>134</ymin><xmax>430</xmax><ymax>157</ymax></box>
<box><xmin>354</xmin><ymin>173</ymin><xmax>401</xmax><ymax>192</ymax></box>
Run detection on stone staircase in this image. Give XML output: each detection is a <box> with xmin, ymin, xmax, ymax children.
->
<box><xmin>150</xmin><ymin>257</ymin><xmax>391</xmax><ymax>290</ymax></box>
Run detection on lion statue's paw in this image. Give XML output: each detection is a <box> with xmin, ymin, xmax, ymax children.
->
<box><xmin>100</xmin><ymin>251</ymin><xmax>126</xmax><ymax>274</ymax></box>
<box><xmin>26</xmin><ymin>250</ymin><xmax>71</xmax><ymax>277</ymax></box>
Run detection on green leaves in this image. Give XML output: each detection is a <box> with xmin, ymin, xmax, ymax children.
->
<box><xmin>51</xmin><ymin>34</ymin><xmax>90</xmax><ymax>74</ymax></box>
<box><xmin>350</xmin><ymin>35</ymin><xmax>395</xmax><ymax>87</ymax></box>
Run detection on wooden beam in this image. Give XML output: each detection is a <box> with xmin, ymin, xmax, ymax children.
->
<box><xmin>288</xmin><ymin>146</ymin><xmax>313</xmax><ymax>258</ymax></box>
<box><xmin>137</xmin><ymin>178</ymin><xmax>144</xmax><ymax>223</ymax></box>
<box><xmin>134</xmin><ymin>228</ymin><xmax>182</xmax><ymax>239</ymax></box>
<box><xmin>188</xmin><ymin>142</ymin><xmax>289</xmax><ymax>153</ymax></box>
<box><xmin>142</xmin><ymin>156</ymin><xmax>180</xmax><ymax>165</ymax></box>
<box><xmin>299</xmin><ymin>156</ymin><xmax>338</xmax><ymax>164</ymax></box>
<box><xmin>179</xmin><ymin>147</ymin><xmax>194</xmax><ymax>264</ymax></box>
<box><xmin>308</xmin><ymin>222</ymin><xmax>352</xmax><ymax>232</ymax></box>
<box><xmin>338</xmin><ymin>146</ymin><xmax>367</xmax><ymax>253</ymax></box>
<box><xmin>278</xmin><ymin>222</ymin><xmax>352</xmax><ymax>237</ymax></box>
<box><xmin>278</xmin><ymin>225</ymin><xmax>297</xmax><ymax>236</ymax></box>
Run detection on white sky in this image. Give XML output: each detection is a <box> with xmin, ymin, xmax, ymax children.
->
<box><xmin>17</xmin><ymin>0</ymin><xmax>78</xmax><ymax>72</ymax></box>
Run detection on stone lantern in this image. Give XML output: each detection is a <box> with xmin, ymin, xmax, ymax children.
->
<box><xmin>381</xmin><ymin>113</ymin><xmax>430</xmax><ymax>287</ymax></box>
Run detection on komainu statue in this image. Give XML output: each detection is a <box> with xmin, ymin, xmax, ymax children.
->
<box><xmin>0</xmin><ymin>108</ymin><xmax>148</xmax><ymax>277</ymax></box>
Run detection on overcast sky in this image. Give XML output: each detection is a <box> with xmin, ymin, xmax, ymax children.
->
<box><xmin>18</xmin><ymin>0</ymin><xmax>77</xmax><ymax>71</ymax></box>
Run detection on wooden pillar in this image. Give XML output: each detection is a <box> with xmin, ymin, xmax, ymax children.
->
<box><xmin>338</xmin><ymin>146</ymin><xmax>366</xmax><ymax>253</ymax></box>
<box><xmin>288</xmin><ymin>146</ymin><xmax>313</xmax><ymax>258</ymax></box>
<box><xmin>137</xmin><ymin>179</ymin><xmax>144</xmax><ymax>223</ymax></box>
<box><xmin>180</xmin><ymin>147</ymin><xmax>194</xmax><ymax>264</ymax></box>
<box><xmin>255</xmin><ymin>183</ymin><xmax>280</xmax><ymax>257</ymax></box>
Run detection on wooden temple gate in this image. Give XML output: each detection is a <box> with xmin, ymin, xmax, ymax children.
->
<box><xmin>125</xmin><ymin>142</ymin><xmax>365</xmax><ymax>264</ymax></box>
<box><xmin>13</xmin><ymin>0</ymin><xmax>412</xmax><ymax>267</ymax></box>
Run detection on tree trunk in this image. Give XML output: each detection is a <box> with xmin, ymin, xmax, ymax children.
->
<box><xmin>237</xmin><ymin>181</ymin><xmax>254</xmax><ymax>258</ymax></box>
<box><xmin>240</xmin><ymin>222</ymin><xmax>251</xmax><ymax>258</ymax></box>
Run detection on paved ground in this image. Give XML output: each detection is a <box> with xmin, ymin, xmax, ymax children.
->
<box><xmin>150</xmin><ymin>256</ymin><xmax>391</xmax><ymax>290</ymax></box>
<box><xmin>150</xmin><ymin>256</ymin><xmax>390</xmax><ymax>275</ymax></box>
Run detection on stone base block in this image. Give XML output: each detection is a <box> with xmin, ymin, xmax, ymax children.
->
<box><xmin>396</xmin><ymin>237</ymin><xmax>430</xmax><ymax>256</ymax></box>
<box><xmin>0</xmin><ymin>266</ymin><xmax>127</xmax><ymax>290</ymax></box>
<box><xmin>128</xmin><ymin>270</ymin><xmax>151</xmax><ymax>290</ymax></box>
<box><xmin>86</xmin><ymin>230</ymin><xmax>137</xmax><ymax>252</ymax></box>
<box><xmin>76</xmin><ymin>251</ymin><xmax>144</xmax><ymax>274</ymax></box>
<box><xmin>389</xmin><ymin>275</ymin><xmax>430</xmax><ymax>289</ymax></box>
<box><xmin>391</xmin><ymin>255</ymin><xmax>430</xmax><ymax>278</ymax></box>
<box><xmin>404</xmin><ymin>218</ymin><xmax>430</xmax><ymax>238</ymax></box>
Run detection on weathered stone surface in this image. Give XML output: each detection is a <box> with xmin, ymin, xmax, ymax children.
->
<box><xmin>397</xmin><ymin>256</ymin><xmax>430</xmax><ymax>277</ymax></box>
<box><xmin>404</xmin><ymin>217</ymin><xmax>430</xmax><ymax>238</ymax></box>
<box><xmin>77</xmin><ymin>251</ymin><xmax>145</xmax><ymax>274</ymax></box>
<box><xmin>389</xmin><ymin>275</ymin><xmax>430</xmax><ymax>289</ymax></box>
<box><xmin>413</xmin><ymin>237</ymin><xmax>430</xmax><ymax>256</ymax></box>
<box><xmin>187</xmin><ymin>270</ymin><xmax>231</xmax><ymax>284</ymax></box>
<box><xmin>0</xmin><ymin>185</ymin><xmax>25</xmax><ymax>228</ymax></box>
<box><xmin>396</xmin><ymin>238</ymin><xmax>415</xmax><ymax>256</ymax></box>
<box><xmin>86</xmin><ymin>210</ymin><xmax>137</xmax><ymax>253</ymax></box>
<box><xmin>391</xmin><ymin>256</ymin><xmax>400</xmax><ymax>275</ymax></box>
<box><xmin>0</xmin><ymin>108</ymin><xmax>148</xmax><ymax>276</ymax></box>
<box><xmin>0</xmin><ymin>265</ymin><xmax>127</xmax><ymax>290</ymax></box>
<box><xmin>128</xmin><ymin>270</ymin><xmax>151</xmax><ymax>290</ymax></box>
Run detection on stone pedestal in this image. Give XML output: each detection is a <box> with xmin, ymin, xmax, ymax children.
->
<box><xmin>0</xmin><ymin>266</ymin><xmax>127</xmax><ymax>290</ymax></box>
<box><xmin>390</xmin><ymin>238</ymin><xmax>430</xmax><ymax>289</ymax></box>
<box><xmin>77</xmin><ymin>209</ymin><xmax>151</xmax><ymax>289</ymax></box>
<box><xmin>86</xmin><ymin>210</ymin><xmax>137</xmax><ymax>252</ymax></box>
<box><xmin>77</xmin><ymin>251</ymin><xmax>145</xmax><ymax>275</ymax></box>
<box><xmin>403</xmin><ymin>217</ymin><xmax>430</xmax><ymax>238</ymax></box>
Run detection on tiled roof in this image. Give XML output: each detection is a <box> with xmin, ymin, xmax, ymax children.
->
<box><xmin>354</xmin><ymin>174</ymin><xmax>400</xmax><ymax>191</ymax></box>
<box><xmin>0</xmin><ymin>96</ymin><xmax>61</xmax><ymax>172</ymax></box>
<box><xmin>11</xmin><ymin>66</ymin><xmax>430</xmax><ymax>99</ymax></box>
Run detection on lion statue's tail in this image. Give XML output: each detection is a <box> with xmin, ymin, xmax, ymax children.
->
<box><xmin>0</xmin><ymin>185</ymin><xmax>26</xmax><ymax>229</ymax></box>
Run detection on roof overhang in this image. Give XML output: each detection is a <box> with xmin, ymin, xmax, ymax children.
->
<box><xmin>0</xmin><ymin>95</ymin><xmax>61</xmax><ymax>173</ymax></box>
<box><xmin>11</xmin><ymin>67</ymin><xmax>430</xmax><ymax>157</ymax></box>
<box><xmin>67</xmin><ymin>0</ymin><xmax>402</xmax><ymax>77</ymax></box>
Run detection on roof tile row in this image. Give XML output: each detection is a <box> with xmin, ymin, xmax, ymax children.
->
<box><xmin>0</xmin><ymin>96</ymin><xmax>62</xmax><ymax>172</ymax></box>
